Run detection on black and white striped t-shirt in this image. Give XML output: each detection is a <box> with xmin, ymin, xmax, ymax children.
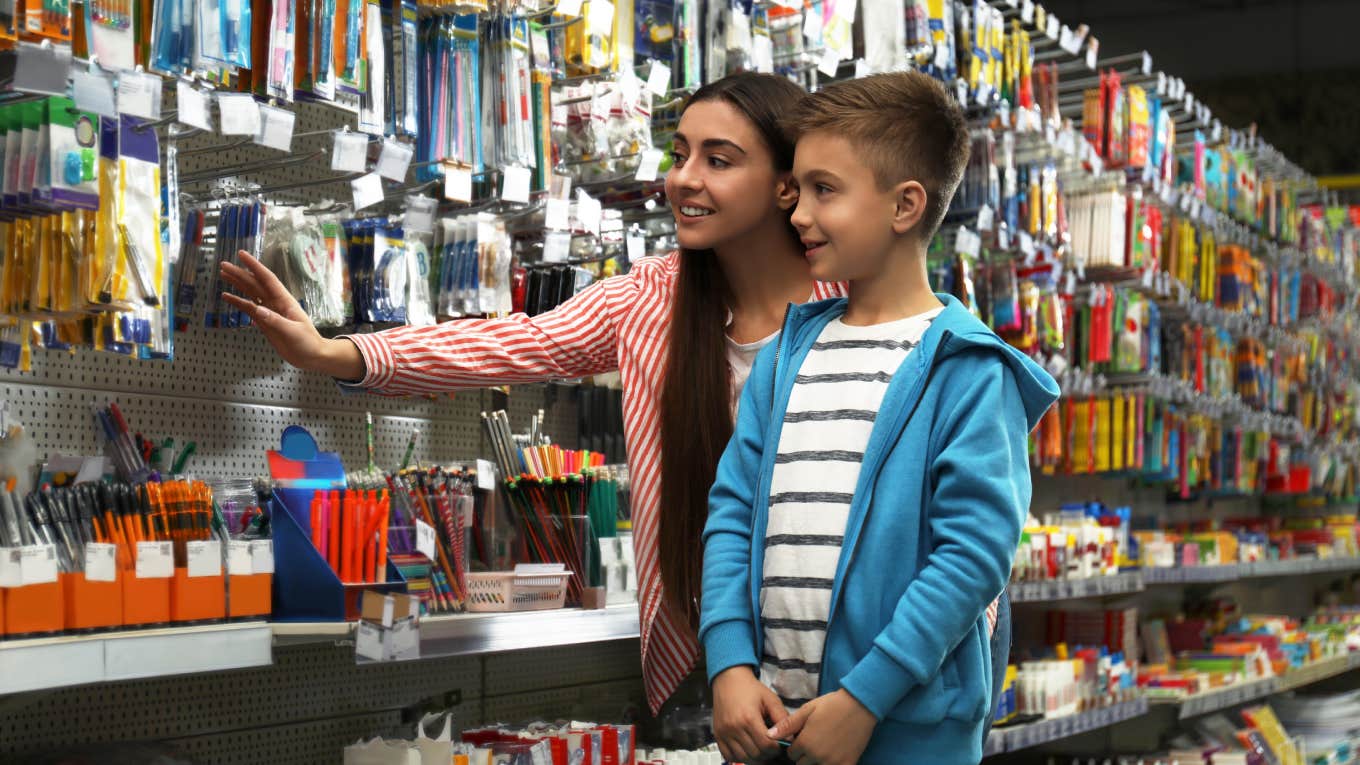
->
<box><xmin>759</xmin><ymin>307</ymin><xmax>942</xmax><ymax>710</ymax></box>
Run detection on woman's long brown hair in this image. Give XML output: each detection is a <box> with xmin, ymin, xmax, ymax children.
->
<box><xmin>657</xmin><ymin>72</ymin><xmax>805</xmax><ymax>631</ymax></box>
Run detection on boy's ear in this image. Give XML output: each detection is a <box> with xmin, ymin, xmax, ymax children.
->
<box><xmin>775</xmin><ymin>173</ymin><xmax>799</xmax><ymax>211</ymax></box>
<box><xmin>892</xmin><ymin>181</ymin><xmax>928</xmax><ymax>236</ymax></box>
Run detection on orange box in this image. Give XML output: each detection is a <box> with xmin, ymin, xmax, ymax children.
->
<box><xmin>4</xmin><ymin>579</ymin><xmax>66</xmax><ymax>635</ymax></box>
<box><xmin>122</xmin><ymin>575</ymin><xmax>171</xmax><ymax>626</ymax></box>
<box><xmin>62</xmin><ymin>572</ymin><xmax>123</xmax><ymax>631</ymax></box>
<box><xmin>170</xmin><ymin>569</ymin><xmax>225</xmax><ymax>622</ymax></box>
<box><xmin>228</xmin><ymin>573</ymin><xmax>272</xmax><ymax>619</ymax></box>
<box><xmin>0</xmin><ymin>587</ymin><xmax>5</xmax><ymax>637</ymax></box>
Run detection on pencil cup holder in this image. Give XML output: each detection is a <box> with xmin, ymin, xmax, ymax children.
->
<box><xmin>5</xmin><ymin>579</ymin><xmax>66</xmax><ymax>636</ymax></box>
<box><xmin>121</xmin><ymin>574</ymin><xmax>171</xmax><ymax>627</ymax></box>
<box><xmin>170</xmin><ymin>569</ymin><xmax>226</xmax><ymax>622</ymax></box>
<box><xmin>63</xmin><ymin>572</ymin><xmax>122</xmax><ymax>631</ymax></box>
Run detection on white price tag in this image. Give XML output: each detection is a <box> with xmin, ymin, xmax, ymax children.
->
<box><xmin>1045</xmin><ymin>15</ymin><xmax>1059</xmax><ymax>41</ymax></box>
<box><xmin>404</xmin><ymin>195</ymin><xmax>437</xmax><ymax>234</ymax></box>
<box><xmin>135</xmin><ymin>541</ymin><xmax>174</xmax><ymax>579</ymax></box>
<box><xmin>575</xmin><ymin>189</ymin><xmax>602</xmax><ymax>235</ymax></box>
<box><xmin>634</xmin><ymin>148</ymin><xmax>664</xmax><ymax>182</ymax></box>
<box><xmin>376</xmin><ymin>139</ymin><xmax>415</xmax><ymax>181</ymax></box>
<box><xmin>587</xmin><ymin>0</ymin><xmax>614</xmax><ymax>36</ymax></box>
<box><xmin>72</xmin><ymin>67</ymin><xmax>118</xmax><ymax>118</ymax></box>
<box><xmin>543</xmin><ymin>231</ymin><xmax>572</xmax><ymax>263</ymax></box>
<box><xmin>84</xmin><ymin>543</ymin><xmax>118</xmax><ymax>582</ymax></box>
<box><xmin>19</xmin><ymin>545</ymin><xmax>58</xmax><ymax>585</ymax></box>
<box><xmin>1085</xmin><ymin>39</ymin><xmax>1098</xmax><ymax>70</ymax></box>
<box><xmin>227</xmin><ymin>540</ymin><xmax>253</xmax><ymax>575</ymax></box>
<box><xmin>14</xmin><ymin>42</ymin><xmax>72</xmax><ymax>96</ymax></box>
<box><xmin>1021</xmin><ymin>0</ymin><xmax>1034</xmax><ymax>24</ymax></box>
<box><xmin>955</xmin><ymin>78</ymin><xmax>967</xmax><ymax>105</ymax></box>
<box><xmin>415</xmin><ymin>520</ymin><xmax>437</xmax><ymax>560</ymax></box>
<box><xmin>217</xmin><ymin>94</ymin><xmax>261</xmax><ymax>136</ymax></box>
<box><xmin>646</xmin><ymin>60</ymin><xmax>671</xmax><ymax>97</ymax></box>
<box><xmin>626</xmin><ymin>232</ymin><xmax>644</xmax><ymax>262</ymax></box>
<box><xmin>818</xmin><ymin>48</ymin><xmax>841</xmax><ymax>77</ymax></box>
<box><xmin>255</xmin><ymin>104</ymin><xmax>296</xmax><ymax>152</ymax></box>
<box><xmin>175</xmin><ymin>80</ymin><xmax>212</xmax><ymax>131</ymax></box>
<box><xmin>934</xmin><ymin>41</ymin><xmax>951</xmax><ymax>69</ymax></box>
<box><xmin>475</xmin><ymin>459</ymin><xmax>497</xmax><ymax>491</ymax></box>
<box><xmin>854</xmin><ymin>59</ymin><xmax>870</xmax><ymax>79</ymax></box>
<box><xmin>352</xmin><ymin>172</ymin><xmax>386</xmax><ymax>210</ymax></box>
<box><xmin>544</xmin><ymin>198</ymin><xmax>571</xmax><ymax>230</ymax></box>
<box><xmin>956</xmin><ymin>227</ymin><xmax>981</xmax><ymax>258</ymax></box>
<box><xmin>444</xmin><ymin>165</ymin><xmax>474</xmax><ymax>202</ymax></box>
<box><xmin>0</xmin><ymin>548</ymin><xmax>20</xmax><ymax>587</ymax></box>
<box><xmin>186</xmin><ymin>540</ymin><xmax>222</xmax><ymax>578</ymax></box>
<box><xmin>727</xmin><ymin>10</ymin><xmax>752</xmax><ymax>51</ymax></box>
<box><xmin>977</xmin><ymin>205</ymin><xmax>994</xmax><ymax>232</ymax></box>
<box><xmin>249</xmin><ymin>540</ymin><xmax>274</xmax><ymax>574</ymax></box>
<box><xmin>118</xmin><ymin>70</ymin><xmax>163</xmax><ymax>120</ymax></box>
<box><xmin>332</xmin><ymin>131</ymin><xmax>370</xmax><ymax>173</ymax></box>
<box><xmin>556</xmin><ymin>0</ymin><xmax>583</xmax><ymax>16</ymax></box>
<box><xmin>804</xmin><ymin>7</ymin><xmax>821</xmax><ymax>41</ymax></box>
<box><xmin>1019</xmin><ymin>231</ymin><xmax>1035</xmax><ymax>258</ymax></box>
<box><xmin>501</xmin><ymin>165</ymin><xmax>532</xmax><ymax>204</ymax></box>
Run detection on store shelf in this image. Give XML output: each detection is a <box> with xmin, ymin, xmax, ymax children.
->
<box><xmin>275</xmin><ymin>604</ymin><xmax>642</xmax><ymax>660</ymax></box>
<box><xmin>1010</xmin><ymin>572</ymin><xmax>1145</xmax><ymax>603</ymax></box>
<box><xmin>985</xmin><ymin>698</ymin><xmax>1150</xmax><ymax>757</ymax></box>
<box><xmin>1144</xmin><ymin>557</ymin><xmax>1360</xmax><ymax>585</ymax></box>
<box><xmin>1150</xmin><ymin>653</ymin><xmax>1360</xmax><ymax>719</ymax></box>
<box><xmin>0</xmin><ymin>622</ymin><xmax>272</xmax><ymax>696</ymax></box>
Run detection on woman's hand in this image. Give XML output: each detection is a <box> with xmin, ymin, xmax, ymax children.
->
<box><xmin>218</xmin><ymin>252</ymin><xmax>365</xmax><ymax>380</ymax></box>
<box><xmin>711</xmin><ymin>667</ymin><xmax>789</xmax><ymax>763</ymax></box>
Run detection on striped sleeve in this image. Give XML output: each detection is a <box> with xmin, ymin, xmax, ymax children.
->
<box><xmin>342</xmin><ymin>275</ymin><xmax>626</xmax><ymax>395</ymax></box>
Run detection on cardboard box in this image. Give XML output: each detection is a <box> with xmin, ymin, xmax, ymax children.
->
<box><xmin>356</xmin><ymin>590</ymin><xmax>420</xmax><ymax>661</ymax></box>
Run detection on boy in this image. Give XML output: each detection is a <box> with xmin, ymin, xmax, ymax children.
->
<box><xmin>699</xmin><ymin>72</ymin><xmax>1060</xmax><ymax>765</ymax></box>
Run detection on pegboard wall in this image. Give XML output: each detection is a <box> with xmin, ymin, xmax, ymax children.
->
<box><xmin>0</xmin><ymin>637</ymin><xmax>645</xmax><ymax>764</ymax></box>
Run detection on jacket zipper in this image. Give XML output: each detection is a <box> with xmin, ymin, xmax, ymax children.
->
<box><xmin>820</xmin><ymin>329</ymin><xmax>954</xmax><ymax>693</ymax></box>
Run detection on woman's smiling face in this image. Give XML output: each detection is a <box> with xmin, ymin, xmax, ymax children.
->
<box><xmin>665</xmin><ymin>99</ymin><xmax>787</xmax><ymax>252</ymax></box>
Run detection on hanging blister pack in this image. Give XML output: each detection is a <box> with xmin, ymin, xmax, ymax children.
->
<box><xmin>35</xmin><ymin>98</ymin><xmax>98</xmax><ymax>212</ymax></box>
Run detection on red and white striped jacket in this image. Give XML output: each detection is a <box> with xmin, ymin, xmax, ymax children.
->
<box><xmin>346</xmin><ymin>251</ymin><xmax>997</xmax><ymax>713</ymax></box>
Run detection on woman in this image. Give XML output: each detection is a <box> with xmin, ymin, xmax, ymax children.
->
<box><xmin>220</xmin><ymin>73</ymin><xmax>1011</xmax><ymax>742</ymax></box>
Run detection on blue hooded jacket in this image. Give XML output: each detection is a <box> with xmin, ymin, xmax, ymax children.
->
<box><xmin>700</xmin><ymin>294</ymin><xmax>1060</xmax><ymax>764</ymax></box>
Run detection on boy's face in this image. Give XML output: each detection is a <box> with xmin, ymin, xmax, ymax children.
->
<box><xmin>789</xmin><ymin>131</ymin><xmax>919</xmax><ymax>283</ymax></box>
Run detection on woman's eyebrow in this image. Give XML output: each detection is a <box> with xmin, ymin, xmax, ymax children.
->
<box><xmin>699</xmin><ymin>138</ymin><xmax>747</xmax><ymax>155</ymax></box>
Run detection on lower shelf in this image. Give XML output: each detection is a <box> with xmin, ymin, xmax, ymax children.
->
<box><xmin>1150</xmin><ymin>652</ymin><xmax>1360</xmax><ymax>719</ymax></box>
<box><xmin>986</xmin><ymin>698</ymin><xmax>1150</xmax><ymax>756</ymax></box>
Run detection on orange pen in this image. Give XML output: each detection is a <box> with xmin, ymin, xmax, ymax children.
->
<box><xmin>310</xmin><ymin>491</ymin><xmax>323</xmax><ymax>553</ymax></box>
<box><xmin>376</xmin><ymin>490</ymin><xmax>389</xmax><ymax>584</ymax></box>
<box><xmin>328</xmin><ymin>490</ymin><xmax>341</xmax><ymax>575</ymax></box>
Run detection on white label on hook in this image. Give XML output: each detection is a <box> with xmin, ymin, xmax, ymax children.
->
<box><xmin>332</xmin><ymin>131</ymin><xmax>370</xmax><ymax>173</ymax></box>
<box><xmin>977</xmin><ymin>205</ymin><xmax>994</xmax><ymax>232</ymax></box>
<box><xmin>1045</xmin><ymin>15</ymin><xmax>1059</xmax><ymax>41</ymax></box>
<box><xmin>1085</xmin><ymin>38</ymin><xmax>1099</xmax><ymax>70</ymax></box>
<box><xmin>575</xmin><ymin>190</ymin><xmax>602</xmax><ymax>235</ymax></box>
<box><xmin>634</xmin><ymin>148</ymin><xmax>664</xmax><ymax>182</ymax></box>
<box><xmin>1019</xmin><ymin>231</ymin><xmax>1035</xmax><ymax>258</ymax></box>
<box><xmin>217</xmin><ymin>93</ymin><xmax>261</xmax><ymax>136</ymax></box>
<box><xmin>934</xmin><ymin>41</ymin><xmax>951</xmax><ymax>69</ymax></box>
<box><xmin>415</xmin><ymin>520</ymin><xmax>437</xmax><ymax>561</ymax></box>
<box><xmin>255</xmin><ymin>105</ymin><xmax>296</xmax><ymax>152</ymax></box>
<box><xmin>834</xmin><ymin>0</ymin><xmax>857</xmax><ymax>21</ymax></box>
<box><xmin>955</xmin><ymin>227</ymin><xmax>981</xmax><ymax>258</ymax></box>
<box><xmin>377</xmin><ymin>140</ymin><xmax>415</xmax><ymax>182</ymax></box>
<box><xmin>118</xmin><ymin>70</ymin><xmax>162</xmax><ymax>120</ymax></box>
<box><xmin>804</xmin><ymin>7</ymin><xmax>821</xmax><ymax>41</ymax></box>
<box><xmin>73</xmin><ymin>67</ymin><xmax>118</xmax><ymax>118</ymax></box>
<box><xmin>545</xmin><ymin>198</ymin><xmax>571</xmax><ymax>230</ymax></box>
<box><xmin>444</xmin><ymin>165</ymin><xmax>473</xmax><ymax>202</ymax></box>
<box><xmin>501</xmin><ymin>165</ymin><xmax>532</xmax><ymax>204</ymax></box>
<box><xmin>227</xmin><ymin>541</ymin><xmax>252</xmax><ymax>575</ymax></box>
<box><xmin>175</xmin><ymin>81</ymin><xmax>212</xmax><ymax>131</ymax></box>
<box><xmin>85</xmin><ymin>543</ymin><xmax>118</xmax><ymax>582</ymax></box>
<box><xmin>556</xmin><ymin>0</ymin><xmax>583</xmax><ymax>17</ymax></box>
<box><xmin>352</xmin><ymin>172</ymin><xmax>386</xmax><ymax>210</ymax></box>
<box><xmin>1021</xmin><ymin>0</ymin><xmax>1034</xmax><ymax>24</ymax></box>
<box><xmin>627</xmin><ymin>232</ymin><xmax>645</xmax><ymax>262</ymax></box>
<box><xmin>646</xmin><ymin>60</ymin><xmax>671</xmax><ymax>97</ymax></box>
<box><xmin>854</xmin><ymin>59</ymin><xmax>871</xmax><ymax>79</ymax></box>
<box><xmin>544</xmin><ymin>230</ymin><xmax>572</xmax><ymax>263</ymax></box>
<box><xmin>818</xmin><ymin>48</ymin><xmax>841</xmax><ymax>77</ymax></box>
<box><xmin>587</xmin><ymin>0</ymin><xmax>614</xmax><ymax>36</ymax></box>
<box><xmin>15</xmin><ymin>42</ymin><xmax>72</xmax><ymax>96</ymax></box>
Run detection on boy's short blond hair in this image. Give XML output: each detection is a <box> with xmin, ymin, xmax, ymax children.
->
<box><xmin>785</xmin><ymin>71</ymin><xmax>971</xmax><ymax>240</ymax></box>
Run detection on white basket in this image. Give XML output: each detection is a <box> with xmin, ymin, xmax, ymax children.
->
<box><xmin>465</xmin><ymin>571</ymin><xmax>570</xmax><ymax>612</ymax></box>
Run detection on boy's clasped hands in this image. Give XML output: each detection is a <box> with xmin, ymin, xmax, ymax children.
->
<box><xmin>712</xmin><ymin>667</ymin><xmax>876</xmax><ymax>765</ymax></box>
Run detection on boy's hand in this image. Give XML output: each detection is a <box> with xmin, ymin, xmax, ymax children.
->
<box><xmin>772</xmin><ymin>690</ymin><xmax>876</xmax><ymax>765</ymax></box>
<box><xmin>711</xmin><ymin>667</ymin><xmax>788</xmax><ymax>763</ymax></box>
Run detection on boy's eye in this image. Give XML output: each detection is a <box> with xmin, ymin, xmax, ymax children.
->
<box><xmin>815</xmin><ymin>184</ymin><xmax>833</xmax><ymax>195</ymax></box>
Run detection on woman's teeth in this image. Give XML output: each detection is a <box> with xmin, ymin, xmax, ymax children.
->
<box><xmin>680</xmin><ymin>206</ymin><xmax>713</xmax><ymax>217</ymax></box>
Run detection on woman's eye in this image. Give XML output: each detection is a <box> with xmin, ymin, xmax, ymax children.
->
<box><xmin>708</xmin><ymin>156</ymin><xmax>730</xmax><ymax>169</ymax></box>
<box><xmin>670</xmin><ymin>152</ymin><xmax>687</xmax><ymax>167</ymax></box>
